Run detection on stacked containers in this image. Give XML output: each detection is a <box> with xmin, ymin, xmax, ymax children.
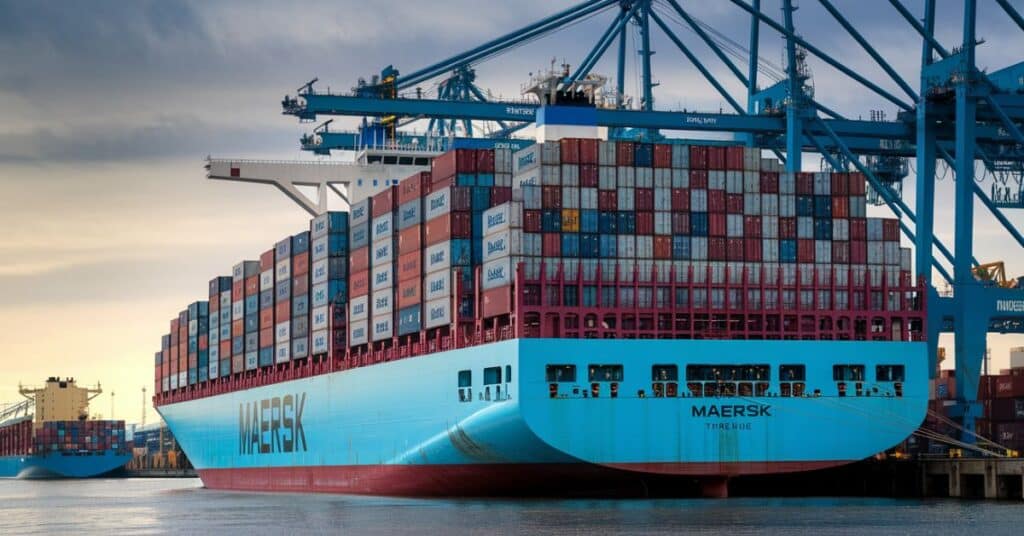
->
<box><xmin>208</xmin><ymin>276</ymin><xmax>231</xmax><ymax>379</ymax></box>
<box><xmin>348</xmin><ymin>199</ymin><xmax>372</xmax><ymax>348</ymax></box>
<box><xmin>291</xmin><ymin>232</ymin><xmax>311</xmax><ymax>360</ymax></box>
<box><xmin>258</xmin><ymin>250</ymin><xmax>276</xmax><ymax>367</ymax></box>
<box><xmin>273</xmin><ymin>238</ymin><xmax>293</xmax><ymax>364</ymax></box>
<box><xmin>480</xmin><ymin>201</ymin><xmax>525</xmax><ymax>316</ymax></box>
<box><xmin>177</xmin><ymin>310</ymin><xmax>188</xmax><ymax>388</ymax></box>
<box><xmin>371</xmin><ymin>187</ymin><xmax>398</xmax><ymax>343</ymax></box>
<box><xmin>187</xmin><ymin>301</ymin><xmax>209</xmax><ymax>384</ymax></box>
<box><xmin>423</xmin><ymin>185</ymin><xmax>473</xmax><ymax>331</ymax></box>
<box><xmin>232</xmin><ymin>261</ymin><xmax>259</xmax><ymax>371</ymax></box>
<box><xmin>310</xmin><ymin>211</ymin><xmax>350</xmax><ymax>357</ymax></box>
<box><xmin>33</xmin><ymin>421</ymin><xmax>127</xmax><ymax>454</ymax></box>
<box><xmin>396</xmin><ymin>173</ymin><xmax>429</xmax><ymax>337</ymax></box>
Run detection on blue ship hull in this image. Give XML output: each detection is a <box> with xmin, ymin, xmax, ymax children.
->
<box><xmin>158</xmin><ymin>339</ymin><xmax>927</xmax><ymax>496</ymax></box>
<box><xmin>0</xmin><ymin>450</ymin><xmax>131</xmax><ymax>479</ymax></box>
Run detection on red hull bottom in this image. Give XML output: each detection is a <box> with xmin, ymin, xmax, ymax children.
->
<box><xmin>199</xmin><ymin>460</ymin><xmax>851</xmax><ymax>498</ymax></box>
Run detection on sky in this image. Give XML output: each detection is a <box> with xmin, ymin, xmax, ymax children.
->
<box><xmin>1</xmin><ymin>0</ymin><xmax>1023</xmax><ymax>424</ymax></box>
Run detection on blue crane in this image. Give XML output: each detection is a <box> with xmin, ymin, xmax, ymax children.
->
<box><xmin>281</xmin><ymin>0</ymin><xmax>1024</xmax><ymax>446</ymax></box>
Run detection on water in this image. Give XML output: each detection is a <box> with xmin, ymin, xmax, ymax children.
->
<box><xmin>0</xmin><ymin>478</ymin><xmax>1020</xmax><ymax>535</ymax></box>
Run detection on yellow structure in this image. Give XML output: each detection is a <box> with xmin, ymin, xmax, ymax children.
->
<box><xmin>19</xmin><ymin>377</ymin><xmax>102</xmax><ymax>429</ymax></box>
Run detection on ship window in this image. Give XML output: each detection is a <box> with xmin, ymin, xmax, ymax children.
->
<box><xmin>484</xmin><ymin>366</ymin><xmax>502</xmax><ymax>385</ymax></box>
<box><xmin>779</xmin><ymin>365</ymin><xmax>806</xmax><ymax>381</ymax></box>
<box><xmin>876</xmin><ymin>365</ymin><xmax>905</xmax><ymax>382</ymax></box>
<box><xmin>833</xmin><ymin>365</ymin><xmax>865</xmax><ymax>381</ymax></box>
<box><xmin>458</xmin><ymin>370</ymin><xmax>471</xmax><ymax>387</ymax></box>
<box><xmin>505</xmin><ymin>365</ymin><xmax>512</xmax><ymax>383</ymax></box>
<box><xmin>546</xmin><ymin>365</ymin><xmax>576</xmax><ymax>383</ymax></box>
<box><xmin>652</xmin><ymin>365</ymin><xmax>678</xmax><ymax>381</ymax></box>
<box><xmin>687</xmin><ymin>382</ymin><xmax>703</xmax><ymax>397</ymax></box>
<box><xmin>588</xmin><ymin>365</ymin><xmax>623</xmax><ymax>382</ymax></box>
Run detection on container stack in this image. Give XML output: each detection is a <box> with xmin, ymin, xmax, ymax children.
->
<box><xmin>176</xmin><ymin>311</ymin><xmax>188</xmax><ymax>389</ymax></box>
<box><xmin>348</xmin><ymin>199</ymin><xmax>373</xmax><ymax>348</ymax></box>
<box><xmin>291</xmin><ymin>232</ymin><xmax>312</xmax><ymax>361</ymax></box>
<box><xmin>33</xmin><ymin>420</ymin><xmax>127</xmax><ymax>455</ymax></box>
<box><xmin>0</xmin><ymin>420</ymin><xmax>32</xmax><ymax>456</ymax></box>
<box><xmin>396</xmin><ymin>173</ymin><xmax>429</xmax><ymax>337</ymax></box>
<box><xmin>206</xmin><ymin>277</ymin><xmax>230</xmax><ymax>379</ymax></box>
<box><xmin>230</xmin><ymin>261</ymin><xmax>258</xmax><ymax>372</ymax></box>
<box><xmin>258</xmin><ymin>251</ymin><xmax>275</xmax><ymax>367</ymax></box>
<box><xmin>158</xmin><ymin>334</ymin><xmax>170</xmax><ymax>393</ymax></box>
<box><xmin>371</xmin><ymin>187</ymin><xmax>398</xmax><ymax>344</ymax></box>
<box><xmin>273</xmin><ymin>239</ymin><xmax>292</xmax><ymax>364</ymax></box>
<box><xmin>310</xmin><ymin>211</ymin><xmax>351</xmax><ymax>357</ymax></box>
<box><xmin>187</xmin><ymin>301</ymin><xmax>209</xmax><ymax>385</ymax></box>
<box><xmin>216</xmin><ymin>277</ymin><xmax>232</xmax><ymax>377</ymax></box>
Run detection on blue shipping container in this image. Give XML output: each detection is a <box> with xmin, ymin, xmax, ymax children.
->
<box><xmin>780</xmin><ymin>239</ymin><xmax>798</xmax><ymax>263</ymax></box>
<box><xmin>814</xmin><ymin>219</ymin><xmax>833</xmax><ymax>240</ymax></box>
<box><xmin>672</xmin><ymin>236</ymin><xmax>691</xmax><ymax>260</ymax></box>
<box><xmin>599</xmin><ymin>234</ymin><xmax>618</xmax><ymax>257</ymax></box>
<box><xmin>456</xmin><ymin>174</ymin><xmax>476</xmax><ymax>187</ymax></box>
<box><xmin>617</xmin><ymin>212</ymin><xmax>637</xmax><ymax>234</ymax></box>
<box><xmin>244</xmin><ymin>295</ymin><xmax>258</xmax><ymax>313</ymax></box>
<box><xmin>796</xmin><ymin>196</ymin><xmax>815</xmax><ymax>217</ymax></box>
<box><xmin>476</xmin><ymin>174</ymin><xmax>495</xmax><ymax>187</ymax></box>
<box><xmin>244</xmin><ymin>314</ymin><xmax>258</xmax><ymax>333</ymax></box>
<box><xmin>258</xmin><ymin>348</ymin><xmax>274</xmax><ymax>367</ymax></box>
<box><xmin>814</xmin><ymin>195</ymin><xmax>832</xmax><ymax>218</ymax></box>
<box><xmin>472</xmin><ymin>186</ymin><xmax>491</xmax><ymax>209</ymax></box>
<box><xmin>542</xmin><ymin>210</ymin><xmax>562</xmax><ymax>232</ymax></box>
<box><xmin>580</xmin><ymin>233</ymin><xmax>599</xmax><ymax>258</ymax></box>
<box><xmin>580</xmin><ymin>209</ymin><xmax>598</xmax><ymax>233</ymax></box>
<box><xmin>292</xmin><ymin>232</ymin><xmax>311</xmax><ymax>254</ymax></box>
<box><xmin>599</xmin><ymin>212</ymin><xmax>618</xmax><ymax>234</ymax></box>
<box><xmin>634</xmin><ymin>143</ymin><xmax>654</xmax><ymax>167</ymax></box>
<box><xmin>561</xmin><ymin>233</ymin><xmax>580</xmax><ymax>257</ymax></box>
<box><xmin>397</xmin><ymin>305</ymin><xmax>422</xmax><ymax>336</ymax></box>
<box><xmin>691</xmin><ymin>212</ymin><xmax>709</xmax><ymax>236</ymax></box>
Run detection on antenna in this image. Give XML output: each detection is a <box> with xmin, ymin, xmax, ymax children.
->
<box><xmin>141</xmin><ymin>387</ymin><xmax>147</xmax><ymax>426</ymax></box>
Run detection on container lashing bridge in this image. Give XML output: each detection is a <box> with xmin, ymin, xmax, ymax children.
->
<box><xmin>221</xmin><ymin>0</ymin><xmax>1024</xmax><ymax>450</ymax></box>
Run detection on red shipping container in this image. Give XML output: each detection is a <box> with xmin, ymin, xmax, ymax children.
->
<box><xmin>653</xmin><ymin>144</ymin><xmax>672</xmax><ymax>168</ymax></box>
<box><xmin>399</xmin><ymin>172</ymin><xmax>431</xmax><ymax>205</ymax></box>
<box><xmin>653</xmin><ymin>236</ymin><xmax>672</xmax><ymax>259</ymax></box>
<box><xmin>708</xmin><ymin>190</ymin><xmax>726</xmax><ymax>213</ymax></box>
<box><xmin>293</xmin><ymin>274</ymin><xmax>309</xmax><ymax>295</ymax></box>
<box><xmin>672</xmin><ymin>212</ymin><xmax>690</xmax><ymax>234</ymax></box>
<box><xmin>832</xmin><ymin>241</ymin><xmax>850</xmax><ymax>264</ymax></box>
<box><xmin>560</xmin><ymin>138</ymin><xmax>580</xmax><ymax>164</ymax></box>
<box><xmin>725</xmin><ymin>146</ymin><xmax>744</xmax><ymax>170</ymax></box>
<box><xmin>260</xmin><ymin>328</ymin><xmax>273</xmax><ymax>346</ymax></box>
<box><xmin>232</xmin><ymin>320</ymin><xmax>244</xmax><ymax>338</ymax></box>
<box><xmin>636</xmin><ymin>212</ymin><xmax>654</xmax><ymax>235</ymax></box>
<box><xmin>260</xmin><ymin>249</ymin><xmax>275</xmax><ymax>271</ymax></box>
<box><xmin>397</xmin><ymin>251</ymin><xmax>422</xmax><ymax>281</ymax></box>
<box><xmin>350</xmin><ymin>270</ymin><xmax>370</xmax><ymax>298</ymax></box>
<box><xmin>708</xmin><ymin>237</ymin><xmax>727</xmax><ymax>260</ymax></box>
<box><xmin>245</xmin><ymin>276</ymin><xmax>259</xmax><ymax>296</ymax></box>
<box><xmin>542</xmin><ymin>233</ymin><xmax>561</xmax><ymax>257</ymax></box>
<box><xmin>635</xmin><ymin>189</ymin><xmax>654</xmax><ymax>211</ymax></box>
<box><xmin>428</xmin><ymin>176</ymin><xmax>455</xmax><ymax>193</ymax></box>
<box><xmin>397</xmin><ymin>278</ymin><xmax>422</xmax><ymax>309</ymax></box>
<box><xmin>671</xmin><ymin>188</ymin><xmax>689</xmax><ymax>211</ymax></box>
<box><xmin>398</xmin><ymin>226</ymin><xmax>422</xmax><ymax>255</ymax></box>
<box><xmin>579</xmin><ymin>138</ymin><xmax>599</xmax><ymax>164</ymax></box>
<box><xmin>850</xmin><ymin>172</ymin><xmax>867</xmax><ymax>195</ymax></box>
<box><xmin>580</xmin><ymin>164</ymin><xmax>599</xmax><ymax>187</ymax></box>
<box><xmin>598</xmin><ymin>190</ymin><xmax>618</xmax><ymax>211</ymax></box>
<box><xmin>542</xmin><ymin>186</ymin><xmax>562</xmax><ymax>209</ymax></box>
<box><xmin>188</xmin><ymin>354</ymin><xmax>198</xmax><ymax>369</ymax></box>
<box><xmin>232</xmin><ymin>281</ymin><xmax>243</xmax><ymax>299</ymax></box>
<box><xmin>523</xmin><ymin>210</ymin><xmax>542</xmax><ymax>232</ymax></box>
<box><xmin>275</xmin><ymin>302</ymin><xmax>291</xmax><ymax>322</ymax></box>
<box><xmin>797</xmin><ymin>239</ymin><xmax>815</xmax><ymax>263</ymax></box>
<box><xmin>372</xmin><ymin>186</ymin><xmax>397</xmax><ymax>218</ymax></box>
<box><xmin>727</xmin><ymin>238</ymin><xmax>745</xmax><ymax>261</ymax></box>
<box><xmin>760</xmin><ymin>172</ymin><xmax>780</xmax><ymax>193</ymax></box>
<box><xmin>690</xmin><ymin>170</ymin><xmax>709</xmax><ymax>189</ymax></box>
<box><xmin>882</xmin><ymin>219</ymin><xmax>899</xmax><ymax>241</ymax></box>
<box><xmin>476</xmin><ymin>149</ymin><xmax>495</xmax><ymax>173</ymax></box>
<box><xmin>831</xmin><ymin>197</ymin><xmax>849</xmax><ymax>218</ymax></box>
<box><xmin>616</xmin><ymin>142</ymin><xmax>635</xmax><ymax>166</ymax></box>
<box><xmin>708</xmin><ymin>146</ymin><xmax>726</xmax><ymax>169</ymax></box>
<box><xmin>425</xmin><ymin>211</ymin><xmax>472</xmax><ymax>245</ymax></box>
<box><xmin>292</xmin><ymin>252</ymin><xmax>310</xmax><ymax>276</ymax></box>
<box><xmin>482</xmin><ymin>286</ymin><xmax>513</xmax><ymax>318</ymax></box>
<box><xmin>796</xmin><ymin>173</ymin><xmax>814</xmax><ymax>195</ymax></box>
<box><xmin>690</xmin><ymin>146</ymin><xmax>709</xmax><ymax>170</ymax></box>
<box><xmin>491</xmin><ymin>187</ymin><xmax>513</xmax><ymax>205</ymax></box>
<box><xmin>995</xmin><ymin>376</ymin><xmax>1024</xmax><ymax>398</ymax></box>
<box><xmin>709</xmin><ymin>213</ymin><xmax>727</xmax><ymax>237</ymax></box>
<box><xmin>850</xmin><ymin>241</ymin><xmax>867</xmax><ymax>264</ymax></box>
<box><xmin>726</xmin><ymin>194</ymin><xmax>744</xmax><ymax>214</ymax></box>
<box><xmin>832</xmin><ymin>173</ymin><xmax>850</xmax><ymax>195</ymax></box>
<box><xmin>431</xmin><ymin>149</ymin><xmax>476</xmax><ymax>180</ymax></box>
<box><xmin>260</xmin><ymin>308</ymin><xmax>274</xmax><ymax>329</ymax></box>
<box><xmin>350</xmin><ymin>247</ymin><xmax>370</xmax><ymax>273</ymax></box>
<box><xmin>198</xmin><ymin>334</ymin><xmax>208</xmax><ymax>351</ymax></box>
<box><xmin>744</xmin><ymin>238</ymin><xmax>763</xmax><ymax>262</ymax></box>
<box><xmin>219</xmin><ymin>340</ymin><xmax>231</xmax><ymax>359</ymax></box>
<box><xmin>850</xmin><ymin>218</ymin><xmax>867</xmax><ymax>241</ymax></box>
<box><xmin>782</xmin><ymin>218</ymin><xmax>798</xmax><ymax>238</ymax></box>
<box><xmin>744</xmin><ymin>216</ymin><xmax>762</xmax><ymax>237</ymax></box>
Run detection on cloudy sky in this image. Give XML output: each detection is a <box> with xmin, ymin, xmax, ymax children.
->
<box><xmin>1</xmin><ymin>0</ymin><xmax>1022</xmax><ymax>423</ymax></box>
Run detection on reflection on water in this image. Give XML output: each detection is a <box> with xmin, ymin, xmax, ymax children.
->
<box><xmin>0</xmin><ymin>478</ymin><xmax>1020</xmax><ymax>535</ymax></box>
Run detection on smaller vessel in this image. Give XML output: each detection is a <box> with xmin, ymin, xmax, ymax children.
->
<box><xmin>0</xmin><ymin>377</ymin><xmax>130</xmax><ymax>478</ymax></box>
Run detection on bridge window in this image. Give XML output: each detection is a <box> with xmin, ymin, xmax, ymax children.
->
<box><xmin>833</xmin><ymin>365</ymin><xmax>865</xmax><ymax>381</ymax></box>
<box><xmin>546</xmin><ymin>364</ymin><xmax>576</xmax><ymax>383</ymax></box>
<box><xmin>652</xmin><ymin>364</ymin><xmax>678</xmax><ymax>398</ymax></box>
<box><xmin>484</xmin><ymin>366</ymin><xmax>502</xmax><ymax>385</ymax></box>
<box><xmin>779</xmin><ymin>364</ymin><xmax>806</xmax><ymax>398</ymax></box>
<box><xmin>876</xmin><ymin>365</ymin><xmax>905</xmax><ymax>382</ymax></box>
<box><xmin>458</xmin><ymin>369</ymin><xmax>472</xmax><ymax>403</ymax></box>
<box><xmin>589</xmin><ymin>365</ymin><xmax>624</xmax><ymax>382</ymax></box>
<box><xmin>357</xmin><ymin>179</ymin><xmax>363</xmax><ymax>186</ymax></box>
<box><xmin>505</xmin><ymin>365</ymin><xmax>512</xmax><ymax>383</ymax></box>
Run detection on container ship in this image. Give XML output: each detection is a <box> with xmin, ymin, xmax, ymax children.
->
<box><xmin>0</xmin><ymin>378</ymin><xmax>130</xmax><ymax>478</ymax></box>
<box><xmin>153</xmin><ymin>136</ymin><xmax>928</xmax><ymax>497</ymax></box>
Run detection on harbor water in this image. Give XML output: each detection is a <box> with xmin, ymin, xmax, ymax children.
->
<box><xmin>0</xmin><ymin>478</ymin><xmax>1021</xmax><ymax>535</ymax></box>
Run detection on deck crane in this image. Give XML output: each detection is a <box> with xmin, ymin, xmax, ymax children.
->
<box><xmin>273</xmin><ymin>0</ymin><xmax>1024</xmax><ymax>444</ymax></box>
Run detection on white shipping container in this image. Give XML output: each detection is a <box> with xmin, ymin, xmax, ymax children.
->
<box><xmin>744</xmin><ymin>193</ymin><xmax>761</xmax><ymax>215</ymax></box>
<box><xmin>867</xmin><ymin>218</ymin><xmax>884</xmax><ymax>240</ymax></box>
<box><xmin>762</xmin><ymin>216</ymin><xmax>779</xmax><ymax>238</ymax></box>
<box><xmin>636</xmin><ymin>167</ymin><xmax>653</xmax><ymax>188</ymax></box>
<box><xmin>371</xmin><ymin>263</ymin><xmax>394</xmax><ymax>291</ymax></box>
<box><xmin>900</xmin><ymin>248</ymin><xmax>912</xmax><ymax>271</ymax></box>
<box><xmin>371</xmin><ymin>213</ymin><xmax>394</xmax><ymax>242</ymax></box>
<box><xmin>350</xmin><ymin>199</ymin><xmax>371</xmax><ymax>228</ymax></box>
<box><xmin>636</xmin><ymin>236</ymin><xmax>654</xmax><ymax>258</ymax></box>
<box><xmin>815</xmin><ymin>241</ymin><xmax>832</xmax><ymax>263</ymax></box>
<box><xmin>276</xmin><ymin>258</ymin><xmax>291</xmax><ymax>283</ymax></box>
<box><xmin>797</xmin><ymin>217</ymin><xmax>814</xmax><ymax>239</ymax></box>
<box><xmin>599</xmin><ymin>166</ymin><xmax>617</xmax><ymax>190</ymax></box>
<box><xmin>311</xmin><ymin>282</ymin><xmax>328</xmax><ymax>308</ymax></box>
<box><xmin>372</xmin><ymin>290</ymin><xmax>394</xmax><ymax>316</ymax></box>
<box><xmin>349</xmin><ymin>320</ymin><xmax>369</xmax><ymax>346</ymax></box>
<box><xmin>232</xmin><ymin>300</ymin><xmax>244</xmax><ymax>321</ymax></box>
<box><xmin>513</xmin><ymin>144</ymin><xmax>541</xmax><ymax>174</ymax></box>
<box><xmin>349</xmin><ymin>295</ymin><xmax>369</xmax><ymax>322</ymax></box>
<box><xmin>709</xmin><ymin>170</ymin><xmax>726</xmax><ymax>190</ymax></box>
<box><xmin>850</xmin><ymin>196</ymin><xmax>867</xmax><ymax>218</ymax></box>
<box><xmin>726</xmin><ymin>171</ymin><xmax>743</xmax><ymax>193</ymax></box>
<box><xmin>424</xmin><ymin>187</ymin><xmax>453</xmax><ymax>220</ymax></box>
<box><xmin>617</xmin><ymin>187</ymin><xmax>635</xmax><ymax>211</ymax></box>
<box><xmin>163</xmin><ymin>377</ymin><xmax>170</xmax><ymax>393</ymax></box>
<box><xmin>424</xmin><ymin>241</ymin><xmax>454</xmax><ymax>273</ymax></box>
<box><xmin>763</xmin><ymin>239</ymin><xmax>779</xmax><ymax>262</ymax></box>
<box><xmin>835</xmin><ymin>265</ymin><xmax>849</xmax><ymax>286</ymax></box>
<box><xmin>691</xmin><ymin>237</ymin><xmax>709</xmax><ymax>260</ymax></box>
<box><xmin>311</xmin><ymin>258</ymin><xmax>329</xmax><ymax>285</ymax></box>
<box><xmin>561</xmin><ymin>164</ymin><xmax>579</xmax><ymax>186</ymax></box>
<box><xmin>260</xmin><ymin>270</ymin><xmax>274</xmax><ymax>291</ymax></box>
<box><xmin>482</xmin><ymin>202</ymin><xmax>522</xmax><ymax>235</ymax></box>
<box><xmin>599</xmin><ymin>141</ymin><xmax>617</xmax><ymax>166</ymax></box>
<box><xmin>188</xmin><ymin>319</ymin><xmax>198</xmax><ymax>337</ymax></box>
<box><xmin>494</xmin><ymin>148</ymin><xmax>512</xmax><ymax>174</ymax></box>
<box><xmin>833</xmin><ymin>218</ymin><xmax>850</xmax><ymax>241</ymax></box>
<box><xmin>513</xmin><ymin>170</ymin><xmax>541</xmax><ymax>190</ymax></box>
<box><xmin>424</xmin><ymin>298</ymin><xmax>453</xmax><ymax>329</ymax></box>
<box><xmin>523</xmin><ymin>232</ymin><xmax>542</xmax><ymax>256</ymax></box>
<box><xmin>311</xmin><ymin>305</ymin><xmax>329</xmax><ymax>332</ymax></box>
<box><xmin>599</xmin><ymin>259</ymin><xmax>618</xmax><ymax>282</ymax></box>
<box><xmin>177</xmin><ymin>372</ymin><xmax>186</xmax><ymax>388</ymax></box>
<box><xmin>482</xmin><ymin>229</ymin><xmax>523</xmax><ymax>263</ymax></box>
<box><xmin>372</xmin><ymin>238</ymin><xmax>395</xmax><ymax>266</ymax></box>
<box><xmin>654</xmin><ymin>188</ymin><xmax>672</xmax><ymax>211</ymax></box>
<box><xmin>371</xmin><ymin>313</ymin><xmax>393</xmax><ymax>341</ymax></box>
<box><xmin>654</xmin><ymin>212</ymin><xmax>672</xmax><ymax>236</ymax></box>
<box><xmin>672</xmin><ymin>168</ymin><xmax>689</xmax><ymax>188</ymax></box>
<box><xmin>311</xmin><ymin>235</ymin><xmax>329</xmax><ymax>262</ymax></box>
<box><xmin>761</xmin><ymin>193</ymin><xmax>779</xmax><ymax>216</ymax></box>
<box><xmin>617</xmin><ymin>166</ymin><xmax>636</xmax><ymax>187</ymax></box>
<box><xmin>311</xmin><ymin>329</ymin><xmax>329</xmax><ymax>355</ymax></box>
<box><xmin>654</xmin><ymin>168</ymin><xmax>672</xmax><ymax>188</ymax></box>
<box><xmin>617</xmin><ymin>235</ymin><xmax>636</xmax><ymax>258</ymax></box>
<box><xmin>275</xmin><ymin>321</ymin><xmax>291</xmax><ymax>342</ymax></box>
<box><xmin>744</xmin><ymin>171</ymin><xmax>760</xmax><ymax>193</ymax></box>
<box><xmin>780</xmin><ymin>173</ymin><xmax>796</xmax><ymax>194</ymax></box>
<box><xmin>519</xmin><ymin>184</ymin><xmax>541</xmax><ymax>209</ymax></box>
<box><xmin>482</xmin><ymin>257</ymin><xmax>514</xmax><ymax>290</ymax></box>
<box><xmin>814</xmin><ymin>172</ymin><xmax>831</xmax><ymax>195</ymax></box>
<box><xmin>744</xmin><ymin>148</ymin><xmax>762</xmax><ymax>171</ymax></box>
<box><xmin>672</xmin><ymin>145</ymin><xmax>690</xmax><ymax>169</ymax></box>
<box><xmin>867</xmin><ymin>242</ymin><xmax>885</xmax><ymax>264</ymax></box>
<box><xmin>495</xmin><ymin>173</ymin><xmax>512</xmax><ymax>187</ymax></box>
<box><xmin>542</xmin><ymin>165</ymin><xmax>561</xmax><ymax>185</ymax></box>
<box><xmin>580</xmin><ymin>188</ymin><xmax>598</xmax><ymax>210</ymax></box>
<box><xmin>617</xmin><ymin>259</ymin><xmax>636</xmax><ymax>282</ymax></box>
<box><xmin>541</xmin><ymin>141</ymin><xmax>561</xmax><ymax>164</ymax></box>
<box><xmin>727</xmin><ymin>214</ymin><xmax>744</xmax><ymax>237</ymax></box>
<box><xmin>424</xmin><ymin>270</ymin><xmax>451</xmax><ymax>301</ymax></box>
<box><xmin>562</xmin><ymin>186</ymin><xmax>580</xmax><ymax>209</ymax></box>
<box><xmin>884</xmin><ymin>242</ymin><xmax>901</xmax><ymax>265</ymax></box>
<box><xmin>691</xmin><ymin>189</ymin><xmax>708</xmax><ymax>212</ymax></box>
<box><xmin>208</xmin><ymin>361</ymin><xmax>218</xmax><ymax>381</ymax></box>
<box><xmin>779</xmin><ymin>194</ymin><xmax>796</xmax><ymax>217</ymax></box>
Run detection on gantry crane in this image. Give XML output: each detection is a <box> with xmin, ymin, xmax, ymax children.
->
<box><xmin>269</xmin><ymin>0</ymin><xmax>1024</xmax><ymax>444</ymax></box>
